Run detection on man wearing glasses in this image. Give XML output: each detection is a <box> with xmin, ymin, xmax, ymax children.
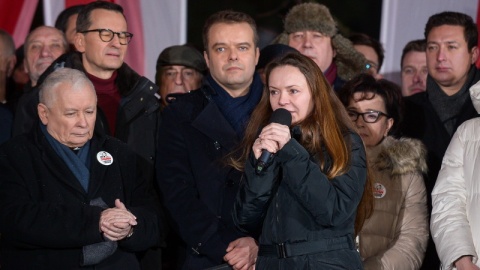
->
<box><xmin>43</xmin><ymin>2</ymin><xmax>161</xmax><ymax>182</ymax></box>
<box><xmin>40</xmin><ymin>1</ymin><xmax>163</xmax><ymax>269</ymax></box>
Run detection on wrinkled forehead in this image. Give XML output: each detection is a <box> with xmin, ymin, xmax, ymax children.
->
<box><xmin>27</xmin><ymin>28</ymin><xmax>64</xmax><ymax>44</ymax></box>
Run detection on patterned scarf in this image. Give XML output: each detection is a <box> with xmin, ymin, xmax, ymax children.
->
<box><xmin>208</xmin><ymin>73</ymin><xmax>263</xmax><ymax>137</ymax></box>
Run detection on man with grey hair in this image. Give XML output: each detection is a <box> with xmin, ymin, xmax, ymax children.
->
<box><xmin>0</xmin><ymin>68</ymin><xmax>161</xmax><ymax>269</ymax></box>
<box><xmin>23</xmin><ymin>26</ymin><xmax>68</xmax><ymax>87</ymax></box>
<box><xmin>12</xmin><ymin>25</ymin><xmax>68</xmax><ymax>136</ymax></box>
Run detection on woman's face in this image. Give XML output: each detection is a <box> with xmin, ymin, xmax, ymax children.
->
<box><xmin>269</xmin><ymin>65</ymin><xmax>313</xmax><ymax>124</ymax></box>
<box><xmin>347</xmin><ymin>92</ymin><xmax>393</xmax><ymax>147</ymax></box>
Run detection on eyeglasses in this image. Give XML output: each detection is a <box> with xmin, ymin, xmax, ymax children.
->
<box><xmin>365</xmin><ymin>61</ymin><xmax>378</xmax><ymax>70</ymax></box>
<box><xmin>347</xmin><ymin>110</ymin><xmax>389</xmax><ymax>123</ymax></box>
<box><xmin>80</xmin><ymin>29</ymin><xmax>133</xmax><ymax>45</ymax></box>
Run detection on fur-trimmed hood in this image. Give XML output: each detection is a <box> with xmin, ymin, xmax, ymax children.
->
<box><xmin>368</xmin><ymin>136</ymin><xmax>428</xmax><ymax>176</ymax></box>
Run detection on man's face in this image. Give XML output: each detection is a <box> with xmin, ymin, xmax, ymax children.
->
<box><xmin>159</xmin><ymin>65</ymin><xmax>202</xmax><ymax>104</ymax></box>
<box><xmin>65</xmin><ymin>14</ymin><xmax>78</xmax><ymax>45</ymax></box>
<box><xmin>426</xmin><ymin>25</ymin><xmax>478</xmax><ymax>94</ymax></box>
<box><xmin>288</xmin><ymin>30</ymin><xmax>335</xmax><ymax>72</ymax></box>
<box><xmin>204</xmin><ymin>22</ymin><xmax>259</xmax><ymax>97</ymax></box>
<box><xmin>24</xmin><ymin>27</ymin><xmax>66</xmax><ymax>86</ymax></box>
<box><xmin>38</xmin><ymin>82</ymin><xmax>97</xmax><ymax>148</ymax></box>
<box><xmin>75</xmin><ymin>9</ymin><xmax>128</xmax><ymax>79</ymax></box>
<box><xmin>401</xmin><ymin>51</ymin><xmax>427</xmax><ymax>96</ymax></box>
<box><xmin>353</xmin><ymin>44</ymin><xmax>382</xmax><ymax>79</ymax></box>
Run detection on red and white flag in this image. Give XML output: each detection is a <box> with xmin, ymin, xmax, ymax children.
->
<box><xmin>0</xmin><ymin>0</ymin><xmax>186</xmax><ymax>81</ymax></box>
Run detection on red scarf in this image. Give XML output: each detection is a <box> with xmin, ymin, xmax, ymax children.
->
<box><xmin>86</xmin><ymin>71</ymin><xmax>120</xmax><ymax>135</ymax></box>
<box><xmin>324</xmin><ymin>62</ymin><xmax>338</xmax><ymax>86</ymax></box>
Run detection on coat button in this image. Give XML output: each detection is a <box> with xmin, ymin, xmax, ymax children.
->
<box><xmin>226</xmin><ymin>179</ymin><xmax>235</xmax><ymax>187</ymax></box>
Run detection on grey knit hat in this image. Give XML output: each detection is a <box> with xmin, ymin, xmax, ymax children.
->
<box><xmin>274</xmin><ymin>3</ymin><xmax>367</xmax><ymax>81</ymax></box>
<box><xmin>156</xmin><ymin>45</ymin><xmax>207</xmax><ymax>73</ymax></box>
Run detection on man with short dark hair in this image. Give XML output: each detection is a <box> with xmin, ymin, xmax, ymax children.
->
<box><xmin>350</xmin><ymin>33</ymin><xmax>385</xmax><ymax>79</ymax></box>
<box><xmin>13</xmin><ymin>3</ymin><xmax>164</xmax><ymax>268</ymax></box>
<box><xmin>42</xmin><ymin>1</ymin><xmax>161</xmax><ymax>183</ymax></box>
<box><xmin>55</xmin><ymin>4</ymin><xmax>85</xmax><ymax>46</ymax></box>
<box><xmin>156</xmin><ymin>10</ymin><xmax>261</xmax><ymax>269</ymax></box>
<box><xmin>0</xmin><ymin>68</ymin><xmax>160</xmax><ymax>269</ymax></box>
<box><xmin>401</xmin><ymin>11</ymin><xmax>480</xmax><ymax>270</ymax></box>
<box><xmin>400</xmin><ymin>39</ymin><xmax>427</xmax><ymax>96</ymax></box>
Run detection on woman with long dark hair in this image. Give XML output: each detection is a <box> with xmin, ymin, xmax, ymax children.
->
<box><xmin>231</xmin><ymin>52</ymin><xmax>372</xmax><ymax>269</ymax></box>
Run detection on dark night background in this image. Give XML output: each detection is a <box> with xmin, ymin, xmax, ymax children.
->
<box><xmin>31</xmin><ymin>0</ymin><xmax>383</xmax><ymax>51</ymax></box>
<box><xmin>187</xmin><ymin>0</ymin><xmax>383</xmax><ymax>50</ymax></box>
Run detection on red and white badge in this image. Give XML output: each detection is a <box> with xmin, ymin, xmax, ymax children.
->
<box><xmin>373</xmin><ymin>183</ymin><xmax>386</xmax><ymax>199</ymax></box>
<box><xmin>97</xmin><ymin>151</ymin><xmax>113</xmax><ymax>166</ymax></box>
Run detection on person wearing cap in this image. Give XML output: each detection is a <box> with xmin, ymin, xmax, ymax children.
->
<box><xmin>274</xmin><ymin>2</ymin><xmax>367</xmax><ymax>90</ymax></box>
<box><xmin>155</xmin><ymin>45</ymin><xmax>207</xmax><ymax>107</ymax></box>
<box><xmin>255</xmin><ymin>43</ymin><xmax>297</xmax><ymax>84</ymax></box>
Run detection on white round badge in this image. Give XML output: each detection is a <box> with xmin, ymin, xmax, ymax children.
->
<box><xmin>373</xmin><ymin>183</ymin><xmax>386</xmax><ymax>199</ymax></box>
<box><xmin>97</xmin><ymin>151</ymin><xmax>114</xmax><ymax>166</ymax></box>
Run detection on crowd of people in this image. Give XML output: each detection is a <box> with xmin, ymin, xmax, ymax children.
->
<box><xmin>0</xmin><ymin>1</ymin><xmax>479</xmax><ymax>270</ymax></box>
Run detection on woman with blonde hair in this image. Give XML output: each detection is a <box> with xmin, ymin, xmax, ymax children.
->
<box><xmin>231</xmin><ymin>52</ymin><xmax>372</xmax><ymax>269</ymax></box>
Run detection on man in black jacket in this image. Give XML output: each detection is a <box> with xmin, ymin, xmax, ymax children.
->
<box><xmin>12</xmin><ymin>2</ymin><xmax>163</xmax><ymax>268</ymax></box>
<box><xmin>156</xmin><ymin>10</ymin><xmax>261</xmax><ymax>270</ymax></box>
<box><xmin>0</xmin><ymin>68</ymin><xmax>160</xmax><ymax>269</ymax></box>
<box><xmin>401</xmin><ymin>11</ymin><xmax>480</xmax><ymax>270</ymax></box>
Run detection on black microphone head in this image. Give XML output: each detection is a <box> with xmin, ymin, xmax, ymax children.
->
<box><xmin>269</xmin><ymin>108</ymin><xmax>292</xmax><ymax>126</ymax></box>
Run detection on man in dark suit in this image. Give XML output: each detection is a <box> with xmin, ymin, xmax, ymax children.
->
<box><xmin>0</xmin><ymin>68</ymin><xmax>161</xmax><ymax>269</ymax></box>
<box><xmin>156</xmin><ymin>10</ymin><xmax>262</xmax><ymax>270</ymax></box>
<box><xmin>401</xmin><ymin>11</ymin><xmax>480</xmax><ymax>269</ymax></box>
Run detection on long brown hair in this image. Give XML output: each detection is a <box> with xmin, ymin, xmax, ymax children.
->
<box><xmin>230</xmin><ymin>52</ymin><xmax>373</xmax><ymax>234</ymax></box>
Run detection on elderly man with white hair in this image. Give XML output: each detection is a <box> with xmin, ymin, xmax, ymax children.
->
<box><xmin>0</xmin><ymin>68</ymin><xmax>161</xmax><ymax>270</ymax></box>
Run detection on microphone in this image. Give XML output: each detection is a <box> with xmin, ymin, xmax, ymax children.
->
<box><xmin>255</xmin><ymin>108</ymin><xmax>292</xmax><ymax>174</ymax></box>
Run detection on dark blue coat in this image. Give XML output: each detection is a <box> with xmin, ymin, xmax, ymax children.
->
<box><xmin>233</xmin><ymin>132</ymin><xmax>366</xmax><ymax>269</ymax></box>
<box><xmin>156</xmin><ymin>85</ymin><xmax>251</xmax><ymax>269</ymax></box>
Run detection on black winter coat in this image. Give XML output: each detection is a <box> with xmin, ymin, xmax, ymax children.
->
<box><xmin>400</xmin><ymin>68</ymin><xmax>480</xmax><ymax>270</ymax></box>
<box><xmin>12</xmin><ymin>52</ymin><xmax>161</xmax><ymax>181</ymax></box>
<box><xmin>0</xmin><ymin>127</ymin><xmax>161</xmax><ymax>269</ymax></box>
<box><xmin>156</xmin><ymin>84</ymin><xmax>253</xmax><ymax>269</ymax></box>
<box><xmin>233</xmin><ymin>132</ymin><xmax>366</xmax><ymax>269</ymax></box>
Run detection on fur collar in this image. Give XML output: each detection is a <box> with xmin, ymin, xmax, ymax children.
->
<box><xmin>367</xmin><ymin>136</ymin><xmax>427</xmax><ymax>176</ymax></box>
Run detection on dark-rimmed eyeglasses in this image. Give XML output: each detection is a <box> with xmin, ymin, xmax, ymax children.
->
<box><xmin>80</xmin><ymin>29</ymin><xmax>133</xmax><ymax>45</ymax></box>
<box><xmin>347</xmin><ymin>110</ymin><xmax>389</xmax><ymax>123</ymax></box>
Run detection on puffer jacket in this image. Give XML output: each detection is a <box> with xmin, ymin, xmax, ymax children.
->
<box><xmin>430</xmin><ymin>81</ymin><xmax>480</xmax><ymax>270</ymax></box>
<box><xmin>233</xmin><ymin>131</ymin><xmax>367</xmax><ymax>269</ymax></box>
<box><xmin>359</xmin><ymin>136</ymin><xmax>429</xmax><ymax>270</ymax></box>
